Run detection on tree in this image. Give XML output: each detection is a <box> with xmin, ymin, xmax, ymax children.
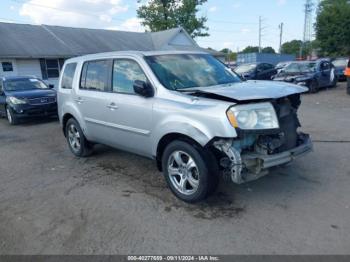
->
<box><xmin>137</xmin><ymin>0</ymin><xmax>209</xmax><ymax>38</ymax></box>
<box><xmin>281</xmin><ymin>40</ymin><xmax>303</xmax><ymax>56</ymax></box>
<box><xmin>315</xmin><ymin>0</ymin><xmax>350</xmax><ymax>56</ymax></box>
<box><xmin>281</xmin><ymin>40</ymin><xmax>316</xmax><ymax>58</ymax></box>
<box><xmin>241</xmin><ymin>46</ymin><xmax>259</xmax><ymax>53</ymax></box>
<box><xmin>262</xmin><ymin>46</ymin><xmax>276</xmax><ymax>53</ymax></box>
<box><xmin>240</xmin><ymin>46</ymin><xmax>275</xmax><ymax>54</ymax></box>
<box><xmin>220</xmin><ymin>48</ymin><xmax>237</xmax><ymax>61</ymax></box>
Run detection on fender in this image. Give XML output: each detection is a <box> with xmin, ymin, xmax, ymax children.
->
<box><xmin>151</xmin><ymin>115</ymin><xmax>237</xmax><ymax>157</ymax></box>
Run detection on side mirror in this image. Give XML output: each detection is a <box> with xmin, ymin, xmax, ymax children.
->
<box><xmin>48</xmin><ymin>84</ymin><xmax>54</xmax><ymax>89</ymax></box>
<box><xmin>133</xmin><ymin>80</ymin><xmax>154</xmax><ymax>98</ymax></box>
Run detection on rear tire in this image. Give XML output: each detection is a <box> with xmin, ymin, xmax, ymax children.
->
<box><xmin>162</xmin><ymin>140</ymin><xmax>219</xmax><ymax>203</ymax></box>
<box><xmin>65</xmin><ymin>118</ymin><xmax>93</xmax><ymax>157</ymax></box>
<box><xmin>6</xmin><ymin>106</ymin><xmax>19</xmax><ymax>125</ymax></box>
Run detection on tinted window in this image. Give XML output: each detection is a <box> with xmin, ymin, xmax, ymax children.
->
<box><xmin>80</xmin><ymin>60</ymin><xmax>109</xmax><ymax>91</ymax></box>
<box><xmin>257</xmin><ymin>64</ymin><xmax>266</xmax><ymax>71</ymax></box>
<box><xmin>2</xmin><ymin>62</ymin><xmax>13</xmax><ymax>72</ymax></box>
<box><xmin>264</xmin><ymin>63</ymin><xmax>274</xmax><ymax>70</ymax></box>
<box><xmin>61</xmin><ymin>63</ymin><xmax>77</xmax><ymax>89</ymax></box>
<box><xmin>113</xmin><ymin>59</ymin><xmax>147</xmax><ymax>94</ymax></box>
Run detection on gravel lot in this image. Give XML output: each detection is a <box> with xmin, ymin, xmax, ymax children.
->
<box><xmin>0</xmin><ymin>83</ymin><xmax>349</xmax><ymax>255</ymax></box>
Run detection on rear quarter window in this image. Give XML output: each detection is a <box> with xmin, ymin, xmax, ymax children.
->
<box><xmin>61</xmin><ymin>63</ymin><xmax>77</xmax><ymax>89</ymax></box>
<box><xmin>80</xmin><ymin>60</ymin><xmax>109</xmax><ymax>91</ymax></box>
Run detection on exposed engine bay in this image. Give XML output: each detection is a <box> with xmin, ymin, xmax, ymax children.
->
<box><xmin>194</xmin><ymin>91</ymin><xmax>313</xmax><ymax>184</ymax></box>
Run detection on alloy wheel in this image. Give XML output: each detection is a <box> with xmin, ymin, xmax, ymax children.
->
<box><xmin>167</xmin><ymin>150</ymin><xmax>200</xmax><ymax>195</ymax></box>
<box><xmin>67</xmin><ymin>124</ymin><xmax>81</xmax><ymax>153</ymax></box>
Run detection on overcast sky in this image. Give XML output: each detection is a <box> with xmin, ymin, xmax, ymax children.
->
<box><xmin>0</xmin><ymin>0</ymin><xmax>317</xmax><ymax>52</ymax></box>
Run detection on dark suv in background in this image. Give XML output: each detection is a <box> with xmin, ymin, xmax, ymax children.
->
<box><xmin>234</xmin><ymin>62</ymin><xmax>277</xmax><ymax>80</ymax></box>
<box><xmin>0</xmin><ymin>76</ymin><xmax>57</xmax><ymax>125</ymax></box>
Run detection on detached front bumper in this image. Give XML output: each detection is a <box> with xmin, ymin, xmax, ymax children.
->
<box><xmin>214</xmin><ymin>133</ymin><xmax>313</xmax><ymax>184</ymax></box>
<box><xmin>241</xmin><ymin>134</ymin><xmax>312</xmax><ymax>181</ymax></box>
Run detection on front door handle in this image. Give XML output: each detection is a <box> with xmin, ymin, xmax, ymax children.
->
<box><xmin>107</xmin><ymin>102</ymin><xmax>119</xmax><ymax>110</ymax></box>
<box><xmin>75</xmin><ymin>97</ymin><xmax>84</xmax><ymax>104</ymax></box>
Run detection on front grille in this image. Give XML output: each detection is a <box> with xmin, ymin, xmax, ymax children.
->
<box><xmin>28</xmin><ymin>97</ymin><xmax>56</xmax><ymax>105</ymax></box>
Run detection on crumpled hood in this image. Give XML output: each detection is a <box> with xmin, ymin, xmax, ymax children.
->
<box><xmin>196</xmin><ymin>80</ymin><xmax>308</xmax><ymax>101</ymax></box>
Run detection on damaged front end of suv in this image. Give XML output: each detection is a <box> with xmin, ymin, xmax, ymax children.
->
<box><xmin>191</xmin><ymin>83</ymin><xmax>313</xmax><ymax>185</ymax></box>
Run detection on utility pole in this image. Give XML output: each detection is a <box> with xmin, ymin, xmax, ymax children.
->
<box><xmin>258</xmin><ymin>16</ymin><xmax>262</xmax><ymax>53</ymax></box>
<box><xmin>279</xmin><ymin>22</ymin><xmax>284</xmax><ymax>54</ymax></box>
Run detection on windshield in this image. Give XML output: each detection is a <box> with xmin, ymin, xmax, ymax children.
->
<box><xmin>235</xmin><ymin>64</ymin><xmax>257</xmax><ymax>74</ymax></box>
<box><xmin>332</xmin><ymin>59</ymin><xmax>348</xmax><ymax>67</ymax></box>
<box><xmin>144</xmin><ymin>54</ymin><xmax>241</xmax><ymax>90</ymax></box>
<box><xmin>4</xmin><ymin>78</ymin><xmax>48</xmax><ymax>91</ymax></box>
<box><xmin>284</xmin><ymin>62</ymin><xmax>316</xmax><ymax>73</ymax></box>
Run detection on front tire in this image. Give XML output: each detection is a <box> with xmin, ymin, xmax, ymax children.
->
<box><xmin>65</xmin><ymin>118</ymin><xmax>92</xmax><ymax>157</ymax></box>
<box><xmin>6</xmin><ymin>106</ymin><xmax>19</xmax><ymax>125</ymax></box>
<box><xmin>162</xmin><ymin>140</ymin><xmax>218</xmax><ymax>203</ymax></box>
<box><xmin>308</xmin><ymin>80</ymin><xmax>319</xmax><ymax>93</ymax></box>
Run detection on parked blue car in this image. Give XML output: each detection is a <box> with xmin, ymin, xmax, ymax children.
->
<box><xmin>0</xmin><ymin>76</ymin><xmax>57</xmax><ymax>125</ymax></box>
<box><xmin>273</xmin><ymin>59</ymin><xmax>337</xmax><ymax>93</ymax></box>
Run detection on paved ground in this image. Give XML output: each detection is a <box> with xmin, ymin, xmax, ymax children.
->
<box><xmin>0</xmin><ymin>83</ymin><xmax>349</xmax><ymax>255</ymax></box>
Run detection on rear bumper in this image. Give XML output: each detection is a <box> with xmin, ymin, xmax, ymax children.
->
<box><xmin>9</xmin><ymin>103</ymin><xmax>57</xmax><ymax>118</ymax></box>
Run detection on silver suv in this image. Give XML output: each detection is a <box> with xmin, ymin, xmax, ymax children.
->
<box><xmin>58</xmin><ymin>51</ymin><xmax>312</xmax><ymax>202</ymax></box>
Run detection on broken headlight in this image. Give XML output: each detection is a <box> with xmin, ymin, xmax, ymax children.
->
<box><xmin>227</xmin><ymin>102</ymin><xmax>279</xmax><ymax>130</ymax></box>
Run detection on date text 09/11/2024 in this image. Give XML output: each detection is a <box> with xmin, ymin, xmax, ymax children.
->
<box><xmin>127</xmin><ymin>255</ymin><xmax>220</xmax><ymax>261</ymax></box>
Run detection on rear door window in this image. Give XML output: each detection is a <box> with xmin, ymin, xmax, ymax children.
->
<box><xmin>80</xmin><ymin>60</ymin><xmax>109</xmax><ymax>91</ymax></box>
<box><xmin>61</xmin><ymin>63</ymin><xmax>77</xmax><ymax>89</ymax></box>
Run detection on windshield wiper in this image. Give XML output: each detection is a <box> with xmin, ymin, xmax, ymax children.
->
<box><xmin>175</xmin><ymin>88</ymin><xmax>204</xmax><ymax>93</ymax></box>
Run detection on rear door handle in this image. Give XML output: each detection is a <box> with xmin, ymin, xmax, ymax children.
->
<box><xmin>107</xmin><ymin>102</ymin><xmax>118</xmax><ymax>110</ymax></box>
<box><xmin>75</xmin><ymin>97</ymin><xmax>84</xmax><ymax>104</ymax></box>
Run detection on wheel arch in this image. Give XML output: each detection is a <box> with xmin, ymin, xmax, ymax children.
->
<box><xmin>155</xmin><ymin>132</ymin><xmax>208</xmax><ymax>172</ymax></box>
<box><xmin>62</xmin><ymin>113</ymin><xmax>75</xmax><ymax>136</ymax></box>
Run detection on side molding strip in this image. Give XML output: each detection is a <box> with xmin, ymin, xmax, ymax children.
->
<box><xmin>84</xmin><ymin>117</ymin><xmax>151</xmax><ymax>136</ymax></box>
